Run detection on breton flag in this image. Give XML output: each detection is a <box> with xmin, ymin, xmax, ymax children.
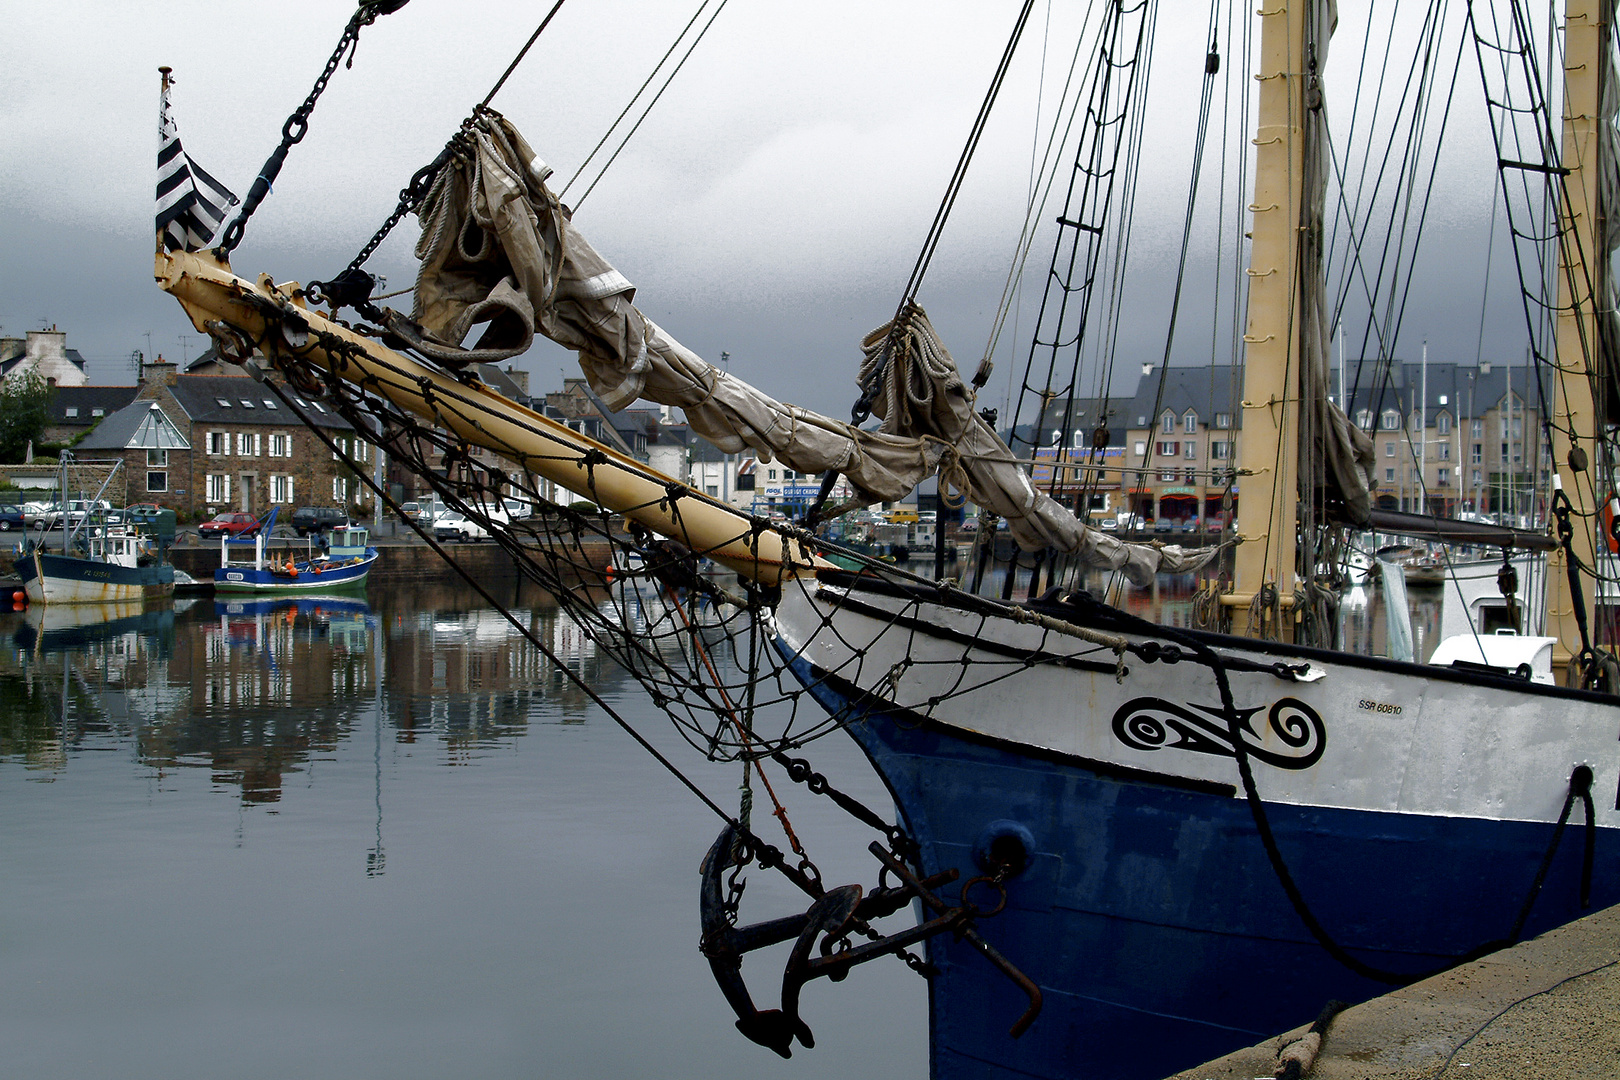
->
<box><xmin>156</xmin><ymin>68</ymin><xmax>237</xmax><ymax>252</ymax></box>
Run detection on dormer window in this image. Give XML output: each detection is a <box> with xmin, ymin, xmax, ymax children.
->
<box><xmin>1161</xmin><ymin>412</ymin><xmax>1175</xmax><ymax>434</ymax></box>
<box><xmin>1183</xmin><ymin>411</ymin><xmax>1197</xmax><ymax>434</ymax></box>
<box><xmin>1380</xmin><ymin>409</ymin><xmax>1401</xmax><ymax>430</ymax></box>
<box><xmin>1215</xmin><ymin>412</ymin><xmax>1232</xmax><ymax>429</ymax></box>
<box><xmin>1355</xmin><ymin>409</ymin><xmax>1373</xmax><ymax>430</ymax></box>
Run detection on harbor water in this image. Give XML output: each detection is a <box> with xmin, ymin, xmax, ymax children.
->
<box><xmin>0</xmin><ymin>571</ymin><xmax>1439</xmax><ymax>1079</ymax></box>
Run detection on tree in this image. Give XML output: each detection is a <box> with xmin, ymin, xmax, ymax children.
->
<box><xmin>0</xmin><ymin>368</ymin><xmax>54</xmax><ymax>463</ymax></box>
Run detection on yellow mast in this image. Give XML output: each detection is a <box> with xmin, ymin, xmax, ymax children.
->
<box><xmin>154</xmin><ymin>248</ymin><xmax>829</xmax><ymax>586</ymax></box>
<box><xmin>1546</xmin><ymin>0</ymin><xmax>1607</xmax><ymax>676</ymax></box>
<box><xmin>1227</xmin><ymin>0</ymin><xmax>1308</xmax><ymax>631</ymax></box>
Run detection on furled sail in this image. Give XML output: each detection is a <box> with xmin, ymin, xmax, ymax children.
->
<box><xmin>1300</xmin><ymin>0</ymin><xmax>1376</xmax><ymax>523</ymax></box>
<box><xmin>401</xmin><ymin>111</ymin><xmax>1218</xmax><ymax>584</ymax></box>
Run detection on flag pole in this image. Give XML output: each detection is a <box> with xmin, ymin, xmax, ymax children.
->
<box><xmin>156</xmin><ymin>67</ymin><xmax>173</xmax><ymax>255</ymax></box>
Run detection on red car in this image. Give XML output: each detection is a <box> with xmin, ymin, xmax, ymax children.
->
<box><xmin>198</xmin><ymin>512</ymin><xmax>262</xmax><ymax>538</ymax></box>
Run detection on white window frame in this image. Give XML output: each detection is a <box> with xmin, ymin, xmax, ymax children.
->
<box><xmin>206</xmin><ymin>474</ymin><xmax>231</xmax><ymax>504</ymax></box>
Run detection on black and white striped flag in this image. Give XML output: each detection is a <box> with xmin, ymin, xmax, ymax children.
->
<box><xmin>156</xmin><ymin>70</ymin><xmax>237</xmax><ymax>252</ymax></box>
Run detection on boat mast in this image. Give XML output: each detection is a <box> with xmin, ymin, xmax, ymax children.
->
<box><xmin>1227</xmin><ymin>0</ymin><xmax>1311</xmax><ymax>630</ymax></box>
<box><xmin>1547</xmin><ymin>0</ymin><xmax>1605</xmax><ymax>671</ymax></box>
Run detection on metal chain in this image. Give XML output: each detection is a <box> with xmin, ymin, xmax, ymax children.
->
<box><xmin>218</xmin><ymin>1</ymin><xmax>411</xmax><ymax>253</ymax></box>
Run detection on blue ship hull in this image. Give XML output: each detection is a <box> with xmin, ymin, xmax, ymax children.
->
<box><xmin>796</xmin><ymin>663</ymin><xmax>1616</xmax><ymax>1079</ymax></box>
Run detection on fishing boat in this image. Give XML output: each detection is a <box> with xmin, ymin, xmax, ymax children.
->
<box><xmin>214</xmin><ymin>524</ymin><xmax>376</xmax><ymax>594</ymax></box>
<box><xmin>153</xmin><ymin>3</ymin><xmax>1620</xmax><ymax>1078</ymax></box>
<box><xmin>14</xmin><ymin>457</ymin><xmax>175</xmax><ymax>605</ymax></box>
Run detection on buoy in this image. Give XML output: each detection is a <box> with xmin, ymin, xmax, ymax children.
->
<box><xmin>11</xmin><ymin>590</ymin><xmax>23</xmax><ymax>604</ymax></box>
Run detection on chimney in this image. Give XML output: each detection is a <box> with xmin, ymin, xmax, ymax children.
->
<box><xmin>1479</xmin><ymin>360</ymin><xmax>1492</xmax><ymax>375</ymax></box>
<box><xmin>142</xmin><ymin>353</ymin><xmax>179</xmax><ymax>388</ymax></box>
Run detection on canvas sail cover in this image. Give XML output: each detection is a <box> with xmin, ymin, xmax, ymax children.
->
<box><xmin>402</xmin><ymin>112</ymin><xmax>1218</xmax><ymax>584</ymax></box>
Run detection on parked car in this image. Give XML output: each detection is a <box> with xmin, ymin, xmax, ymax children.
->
<box><xmin>198</xmin><ymin>512</ymin><xmax>262</xmax><ymax>538</ymax></box>
<box><xmin>1098</xmin><ymin>517</ymin><xmax>1119</xmax><ymax>531</ymax></box>
<box><xmin>503</xmin><ymin>498</ymin><xmax>534</xmax><ymax>520</ymax></box>
<box><xmin>291</xmin><ymin>506</ymin><xmax>350</xmax><ymax>536</ymax></box>
<box><xmin>62</xmin><ymin>499</ymin><xmax>114</xmax><ymax>528</ymax></box>
<box><xmin>22</xmin><ymin>501</ymin><xmax>56</xmax><ymax>527</ymax></box>
<box><xmin>0</xmin><ymin>504</ymin><xmax>25</xmax><ymax>531</ymax></box>
<box><xmin>434</xmin><ymin>506</ymin><xmax>510</xmax><ymax>542</ymax></box>
<box><xmin>399</xmin><ymin>501</ymin><xmax>423</xmax><ymax>522</ymax></box>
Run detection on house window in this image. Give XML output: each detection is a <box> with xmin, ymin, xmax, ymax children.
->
<box><xmin>1183</xmin><ymin>412</ymin><xmax>1197</xmax><ymax>434</ymax></box>
<box><xmin>239</xmin><ymin>400</ymin><xmax>255</xmax><ymax>409</ymax></box>
<box><xmin>270</xmin><ymin>475</ymin><xmax>294</xmax><ymax>504</ymax></box>
<box><xmin>147</xmin><ymin>449</ymin><xmax>168</xmax><ymax>467</ymax></box>
<box><xmin>1158</xmin><ymin>470</ymin><xmax>1177</xmax><ymax>482</ymax></box>
<box><xmin>1381</xmin><ymin>410</ymin><xmax>1401</xmax><ymax>430</ymax></box>
<box><xmin>206</xmin><ymin>474</ymin><xmax>230</xmax><ymax>503</ymax></box>
<box><xmin>263</xmin><ymin>399</ymin><xmax>278</xmax><ymax>410</ymax></box>
<box><xmin>1133</xmin><ymin>440</ymin><xmax>1147</xmax><ymax>456</ymax></box>
<box><xmin>64</xmin><ymin>407</ymin><xmax>79</xmax><ymax>418</ymax></box>
<box><xmin>1471</xmin><ymin>419</ymin><xmax>1483</xmax><ymax>437</ymax></box>
<box><xmin>1385</xmin><ymin>468</ymin><xmax>1396</xmax><ymax>482</ymax></box>
<box><xmin>269</xmin><ymin>434</ymin><xmax>290</xmax><ymax>458</ymax></box>
<box><xmin>1501</xmin><ymin>442</ymin><xmax>1509</xmax><ymax>460</ymax></box>
<box><xmin>767</xmin><ymin>469</ymin><xmax>777</xmax><ymax>481</ymax></box>
<box><xmin>206</xmin><ymin>431</ymin><xmax>230</xmax><ymax>455</ymax></box>
<box><xmin>705</xmin><ymin>485</ymin><xmax>718</xmax><ymax>497</ymax></box>
<box><xmin>1438</xmin><ymin>443</ymin><xmax>1451</xmax><ymax>460</ymax></box>
<box><xmin>1184</xmin><ymin>468</ymin><xmax>1196</xmax><ymax>483</ymax></box>
<box><xmin>1184</xmin><ymin>442</ymin><xmax>1197</xmax><ymax>460</ymax></box>
<box><xmin>237</xmin><ymin>432</ymin><xmax>260</xmax><ymax>457</ymax></box>
<box><xmin>1437</xmin><ymin>414</ymin><xmax>1451</xmax><ymax>434</ymax></box>
<box><xmin>216</xmin><ymin>398</ymin><xmax>232</xmax><ymax>408</ymax></box>
<box><xmin>1472</xmin><ymin>469</ymin><xmax>1482</xmax><ymax>484</ymax></box>
<box><xmin>1385</xmin><ymin>441</ymin><xmax>1395</xmax><ymax>458</ymax></box>
<box><xmin>92</xmin><ymin>408</ymin><xmax>104</xmax><ymax>417</ymax></box>
<box><xmin>1438</xmin><ymin>468</ymin><xmax>1451</xmax><ymax>487</ymax></box>
<box><xmin>1211</xmin><ymin>441</ymin><xmax>1231</xmax><ymax>460</ymax></box>
<box><xmin>1355</xmin><ymin>410</ymin><xmax>1372</xmax><ymax>430</ymax></box>
<box><xmin>146</xmin><ymin>471</ymin><xmax>167</xmax><ymax>493</ymax></box>
<box><xmin>1215</xmin><ymin>412</ymin><xmax>1232</xmax><ymax>429</ymax></box>
<box><xmin>736</xmin><ymin>473</ymin><xmax>755</xmax><ymax>491</ymax></box>
<box><xmin>1157</xmin><ymin>441</ymin><xmax>1179</xmax><ymax>457</ymax></box>
<box><xmin>1471</xmin><ymin>443</ymin><xmax>1482</xmax><ymax>464</ymax></box>
<box><xmin>333</xmin><ymin>477</ymin><xmax>348</xmax><ymax>502</ymax></box>
<box><xmin>1161</xmin><ymin>413</ymin><xmax>1175</xmax><ymax>434</ymax></box>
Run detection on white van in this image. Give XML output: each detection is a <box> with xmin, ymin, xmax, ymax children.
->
<box><xmin>433</xmin><ymin>506</ymin><xmax>511</xmax><ymax>542</ymax></box>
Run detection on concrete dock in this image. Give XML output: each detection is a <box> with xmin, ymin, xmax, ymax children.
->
<box><xmin>1169</xmin><ymin>903</ymin><xmax>1620</xmax><ymax>1080</ymax></box>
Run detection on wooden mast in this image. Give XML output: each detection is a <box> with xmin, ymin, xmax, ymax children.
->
<box><xmin>1547</xmin><ymin>0</ymin><xmax>1607</xmax><ymax>675</ymax></box>
<box><xmin>1226</xmin><ymin>0</ymin><xmax>1309</xmax><ymax>631</ymax></box>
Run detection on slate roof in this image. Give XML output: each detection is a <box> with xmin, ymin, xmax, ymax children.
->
<box><xmin>77</xmin><ymin>400</ymin><xmax>191</xmax><ymax>451</ymax></box>
<box><xmin>48</xmin><ymin>386</ymin><xmax>139</xmax><ymax>425</ymax></box>
<box><xmin>167</xmin><ymin>375</ymin><xmax>353</xmax><ymax>429</ymax></box>
<box><xmin>1333</xmin><ymin>360</ymin><xmax>1548</xmax><ymax>427</ymax></box>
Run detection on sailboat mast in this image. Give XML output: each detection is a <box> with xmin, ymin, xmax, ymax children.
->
<box><xmin>1227</xmin><ymin>0</ymin><xmax>1311</xmax><ymax>626</ymax></box>
<box><xmin>1547</xmin><ymin>0</ymin><xmax>1605</xmax><ymax>671</ymax></box>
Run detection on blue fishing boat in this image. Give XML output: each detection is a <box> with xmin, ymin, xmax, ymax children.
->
<box><xmin>214</xmin><ymin>525</ymin><xmax>376</xmax><ymax>594</ymax></box>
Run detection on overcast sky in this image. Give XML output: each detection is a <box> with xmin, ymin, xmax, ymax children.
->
<box><xmin>1</xmin><ymin>1</ymin><xmax>1522</xmax><ymax>419</ymax></box>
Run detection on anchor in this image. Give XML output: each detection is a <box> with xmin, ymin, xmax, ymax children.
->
<box><xmin>698</xmin><ymin>825</ymin><xmax>1043</xmax><ymax>1057</ymax></box>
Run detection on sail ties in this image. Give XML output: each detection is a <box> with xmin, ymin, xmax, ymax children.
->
<box><xmin>396</xmin><ymin>112</ymin><xmax>1223</xmax><ymax>585</ymax></box>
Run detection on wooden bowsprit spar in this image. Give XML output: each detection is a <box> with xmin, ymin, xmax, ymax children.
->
<box><xmin>155</xmin><ymin>246</ymin><xmax>831</xmax><ymax>586</ymax></box>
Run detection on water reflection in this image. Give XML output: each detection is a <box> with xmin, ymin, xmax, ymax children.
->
<box><xmin>0</xmin><ymin>577</ymin><xmax>637</xmax><ymax>804</ymax></box>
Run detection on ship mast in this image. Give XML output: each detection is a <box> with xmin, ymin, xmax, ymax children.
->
<box><xmin>1227</xmin><ymin>0</ymin><xmax>1313</xmax><ymax>632</ymax></box>
<box><xmin>1546</xmin><ymin>0</ymin><xmax>1606</xmax><ymax>675</ymax></box>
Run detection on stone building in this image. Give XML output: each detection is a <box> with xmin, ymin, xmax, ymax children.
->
<box><xmin>75</xmin><ymin>356</ymin><xmax>371</xmax><ymax>521</ymax></box>
<box><xmin>0</xmin><ymin>328</ymin><xmax>90</xmax><ymax>388</ymax></box>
